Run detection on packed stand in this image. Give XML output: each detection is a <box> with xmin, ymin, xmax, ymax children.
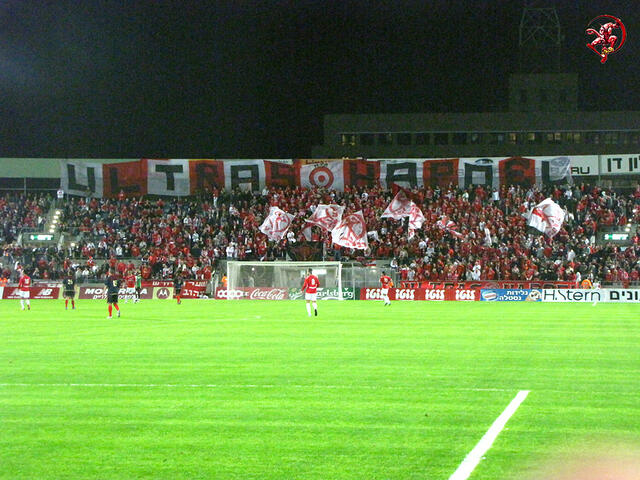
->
<box><xmin>3</xmin><ymin>184</ymin><xmax>640</xmax><ymax>284</ymax></box>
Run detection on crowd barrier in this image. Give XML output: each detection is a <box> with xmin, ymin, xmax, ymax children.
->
<box><xmin>3</xmin><ymin>284</ymin><xmax>640</xmax><ymax>303</ymax></box>
<box><xmin>1</xmin><ymin>281</ymin><xmax>207</xmax><ymax>300</ymax></box>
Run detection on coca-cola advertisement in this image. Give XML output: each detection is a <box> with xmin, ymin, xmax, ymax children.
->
<box><xmin>215</xmin><ymin>287</ymin><xmax>289</xmax><ymax>300</ymax></box>
<box><xmin>3</xmin><ymin>285</ymin><xmax>62</xmax><ymax>300</ymax></box>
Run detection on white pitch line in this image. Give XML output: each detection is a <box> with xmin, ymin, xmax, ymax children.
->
<box><xmin>0</xmin><ymin>382</ymin><xmax>513</xmax><ymax>392</ymax></box>
<box><xmin>448</xmin><ymin>390</ymin><xmax>529</xmax><ymax>480</ymax></box>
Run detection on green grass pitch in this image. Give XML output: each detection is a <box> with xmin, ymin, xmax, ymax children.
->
<box><xmin>1</xmin><ymin>299</ymin><xmax>639</xmax><ymax>479</ymax></box>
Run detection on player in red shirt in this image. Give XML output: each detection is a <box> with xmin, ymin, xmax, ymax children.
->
<box><xmin>124</xmin><ymin>271</ymin><xmax>136</xmax><ymax>303</ymax></box>
<box><xmin>18</xmin><ymin>272</ymin><xmax>31</xmax><ymax>310</ymax></box>
<box><xmin>380</xmin><ymin>271</ymin><xmax>393</xmax><ymax>306</ymax></box>
<box><xmin>302</xmin><ymin>268</ymin><xmax>319</xmax><ymax>317</ymax></box>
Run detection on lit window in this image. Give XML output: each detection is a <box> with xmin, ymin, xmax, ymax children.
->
<box><xmin>470</xmin><ymin>133</ymin><xmax>483</xmax><ymax>144</ymax></box>
<box><xmin>340</xmin><ymin>134</ymin><xmax>356</xmax><ymax>146</ymax></box>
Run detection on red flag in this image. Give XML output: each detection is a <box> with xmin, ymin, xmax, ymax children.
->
<box><xmin>381</xmin><ymin>190</ymin><xmax>412</xmax><ymax>219</ymax></box>
<box><xmin>528</xmin><ymin>198</ymin><xmax>565</xmax><ymax>237</ymax></box>
<box><xmin>305</xmin><ymin>204</ymin><xmax>345</xmax><ymax>231</ymax></box>
<box><xmin>259</xmin><ymin>207</ymin><xmax>295</xmax><ymax>242</ymax></box>
<box><xmin>331</xmin><ymin>211</ymin><xmax>368</xmax><ymax>250</ymax></box>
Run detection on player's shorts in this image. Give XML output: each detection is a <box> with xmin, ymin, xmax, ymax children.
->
<box><xmin>64</xmin><ymin>290</ymin><xmax>75</xmax><ymax>299</ymax></box>
<box><xmin>19</xmin><ymin>290</ymin><xmax>30</xmax><ymax>299</ymax></box>
<box><xmin>107</xmin><ymin>293</ymin><xmax>119</xmax><ymax>304</ymax></box>
<box><xmin>381</xmin><ymin>288</ymin><xmax>389</xmax><ymax>296</ymax></box>
<box><xmin>305</xmin><ymin>292</ymin><xmax>317</xmax><ymax>301</ymax></box>
<box><xmin>175</xmin><ymin>288</ymin><xmax>182</xmax><ymax>296</ymax></box>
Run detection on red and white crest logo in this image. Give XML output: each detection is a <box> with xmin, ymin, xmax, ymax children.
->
<box><xmin>586</xmin><ymin>15</ymin><xmax>626</xmax><ymax>63</ymax></box>
<box><xmin>306</xmin><ymin>204</ymin><xmax>345</xmax><ymax>232</ymax></box>
<box><xmin>331</xmin><ymin>211</ymin><xmax>368</xmax><ymax>250</ymax></box>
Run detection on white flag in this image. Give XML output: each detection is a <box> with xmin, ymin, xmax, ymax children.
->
<box><xmin>258</xmin><ymin>207</ymin><xmax>295</xmax><ymax>242</ymax></box>
<box><xmin>528</xmin><ymin>198</ymin><xmax>565</xmax><ymax>237</ymax></box>
<box><xmin>407</xmin><ymin>203</ymin><xmax>425</xmax><ymax>240</ymax></box>
<box><xmin>331</xmin><ymin>211</ymin><xmax>368</xmax><ymax>250</ymax></box>
<box><xmin>381</xmin><ymin>190</ymin><xmax>413</xmax><ymax>219</ymax></box>
<box><xmin>305</xmin><ymin>204</ymin><xmax>344</xmax><ymax>231</ymax></box>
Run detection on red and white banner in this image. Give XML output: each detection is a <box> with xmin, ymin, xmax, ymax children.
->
<box><xmin>360</xmin><ymin>288</ymin><xmax>480</xmax><ymax>301</ymax></box>
<box><xmin>215</xmin><ymin>287</ymin><xmax>289</xmax><ymax>300</ymax></box>
<box><xmin>59</xmin><ymin>157</ymin><xmax>579</xmax><ymax>198</ymax></box>
<box><xmin>259</xmin><ymin>206</ymin><xmax>295</xmax><ymax>242</ymax></box>
<box><xmin>300</xmin><ymin>160</ymin><xmax>344</xmax><ymax>191</ymax></box>
<box><xmin>331</xmin><ymin>211</ymin><xmax>369</xmax><ymax>250</ymax></box>
<box><xmin>179</xmin><ymin>281</ymin><xmax>207</xmax><ymax>299</ymax></box>
<box><xmin>529</xmin><ymin>198</ymin><xmax>565</xmax><ymax>237</ymax></box>
<box><xmin>305</xmin><ymin>204</ymin><xmax>344</xmax><ymax>231</ymax></box>
<box><xmin>413</xmin><ymin>280</ymin><xmax>578</xmax><ymax>290</ymax></box>
<box><xmin>2</xmin><ymin>285</ymin><xmax>61</xmax><ymax>299</ymax></box>
<box><xmin>381</xmin><ymin>190</ymin><xmax>413</xmax><ymax>219</ymax></box>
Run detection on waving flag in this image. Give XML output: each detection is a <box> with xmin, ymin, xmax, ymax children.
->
<box><xmin>305</xmin><ymin>204</ymin><xmax>344</xmax><ymax>231</ymax></box>
<box><xmin>331</xmin><ymin>211</ymin><xmax>369</xmax><ymax>250</ymax></box>
<box><xmin>436</xmin><ymin>216</ymin><xmax>464</xmax><ymax>238</ymax></box>
<box><xmin>407</xmin><ymin>203</ymin><xmax>425</xmax><ymax>240</ymax></box>
<box><xmin>259</xmin><ymin>207</ymin><xmax>295</xmax><ymax>242</ymax></box>
<box><xmin>381</xmin><ymin>190</ymin><xmax>413</xmax><ymax>219</ymax></box>
<box><xmin>528</xmin><ymin>198</ymin><xmax>565</xmax><ymax>237</ymax></box>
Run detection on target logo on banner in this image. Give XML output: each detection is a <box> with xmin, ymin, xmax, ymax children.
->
<box><xmin>309</xmin><ymin>166</ymin><xmax>334</xmax><ymax>188</ymax></box>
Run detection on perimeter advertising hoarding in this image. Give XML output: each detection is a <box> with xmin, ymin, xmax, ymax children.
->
<box><xmin>480</xmin><ymin>289</ymin><xmax>542</xmax><ymax>302</ymax></box>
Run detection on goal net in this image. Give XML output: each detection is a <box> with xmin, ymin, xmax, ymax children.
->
<box><xmin>226</xmin><ymin>261</ymin><xmax>343</xmax><ymax>300</ymax></box>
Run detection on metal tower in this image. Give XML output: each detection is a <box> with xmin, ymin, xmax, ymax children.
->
<box><xmin>518</xmin><ymin>0</ymin><xmax>563</xmax><ymax>72</ymax></box>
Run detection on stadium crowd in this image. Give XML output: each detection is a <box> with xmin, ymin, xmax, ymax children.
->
<box><xmin>2</xmin><ymin>182</ymin><xmax>640</xmax><ymax>284</ymax></box>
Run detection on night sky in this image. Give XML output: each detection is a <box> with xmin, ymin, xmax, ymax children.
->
<box><xmin>0</xmin><ymin>0</ymin><xmax>637</xmax><ymax>158</ymax></box>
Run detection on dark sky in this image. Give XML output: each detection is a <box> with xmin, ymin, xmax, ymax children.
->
<box><xmin>0</xmin><ymin>0</ymin><xmax>637</xmax><ymax>158</ymax></box>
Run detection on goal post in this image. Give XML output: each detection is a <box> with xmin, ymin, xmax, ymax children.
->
<box><xmin>226</xmin><ymin>261</ymin><xmax>343</xmax><ymax>300</ymax></box>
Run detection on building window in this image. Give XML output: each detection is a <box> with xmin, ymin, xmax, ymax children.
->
<box><xmin>489</xmin><ymin>133</ymin><xmax>505</xmax><ymax>144</ymax></box>
<box><xmin>604</xmin><ymin>132</ymin><xmax>619</xmax><ymax>144</ymax></box>
<box><xmin>434</xmin><ymin>133</ymin><xmax>449</xmax><ymax>145</ymax></box>
<box><xmin>565</xmin><ymin>132</ymin><xmax>581</xmax><ymax>144</ymax></box>
<box><xmin>470</xmin><ymin>133</ymin><xmax>483</xmax><ymax>144</ymax></box>
<box><xmin>546</xmin><ymin>132</ymin><xmax>562</xmax><ymax>144</ymax></box>
<box><xmin>378</xmin><ymin>133</ymin><xmax>393</xmax><ymax>145</ymax></box>
<box><xmin>452</xmin><ymin>132</ymin><xmax>467</xmax><ymax>145</ymax></box>
<box><xmin>340</xmin><ymin>134</ymin><xmax>356</xmax><ymax>146</ymax></box>
<box><xmin>359</xmin><ymin>133</ymin><xmax>374</xmax><ymax>146</ymax></box>
<box><xmin>415</xmin><ymin>133</ymin><xmax>430</xmax><ymax>145</ymax></box>
<box><xmin>630</xmin><ymin>132</ymin><xmax>640</xmax><ymax>144</ymax></box>
<box><xmin>507</xmin><ymin>133</ymin><xmax>518</xmax><ymax>145</ymax></box>
<box><xmin>396</xmin><ymin>133</ymin><xmax>412</xmax><ymax>145</ymax></box>
<box><xmin>526</xmin><ymin>132</ymin><xmax>542</xmax><ymax>144</ymax></box>
<box><xmin>585</xmin><ymin>132</ymin><xmax>601</xmax><ymax>144</ymax></box>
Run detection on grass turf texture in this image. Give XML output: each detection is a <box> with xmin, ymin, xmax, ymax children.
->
<box><xmin>1</xmin><ymin>300</ymin><xmax>639</xmax><ymax>479</ymax></box>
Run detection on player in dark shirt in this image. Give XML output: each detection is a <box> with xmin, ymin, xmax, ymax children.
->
<box><xmin>105</xmin><ymin>270</ymin><xmax>121</xmax><ymax>319</ymax></box>
<box><xmin>63</xmin><ymin>274</ymin><xmax>76</xmax><ymax>310</ymax></box>
<box><xmin>174</xmin><ymin>275</ymin><xmax>183</xmax><ymax>305</ymax></box>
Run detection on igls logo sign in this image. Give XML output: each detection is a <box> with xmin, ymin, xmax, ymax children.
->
<box><xmin>455</xmin><ymin>290</ymin><xmax>476</xmax><ymax>301</ymax></box>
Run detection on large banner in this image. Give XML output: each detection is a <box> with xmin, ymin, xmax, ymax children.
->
<box><xmin>2</xmin><ymin>285</ymin><xmax>61</xmax><ymax>299</ymax></box>
<box><xmin>59</xmin><ymin>156</ymin><xmax>585</xmax><ymax>198</ymax></box>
